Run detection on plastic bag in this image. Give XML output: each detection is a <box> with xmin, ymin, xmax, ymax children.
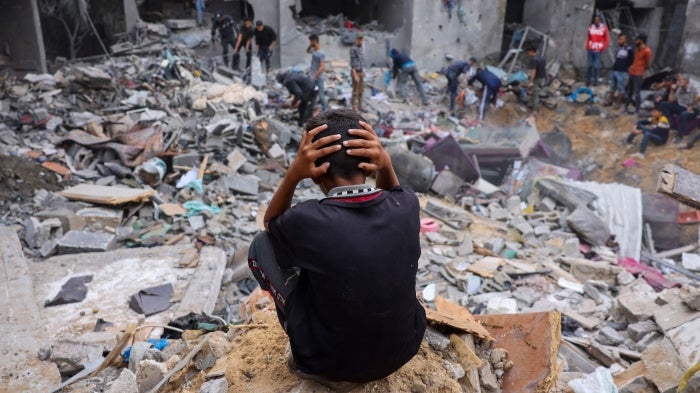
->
<box><xmin>568</xmin><ymin>367</ymin><xmax>618</xmax><ymax>393</ymax></box>
<box><xmin>183</xmin><ymin>200</ymin><xmax>222</xmax><ymax>217</ymax></box>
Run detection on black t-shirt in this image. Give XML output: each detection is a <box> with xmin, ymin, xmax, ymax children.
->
<box><xmin>530</xmin><ymin>54</ymin><xmax>546</xmax><ymax>80</ymax></box>
<box><xmin>254</xmin><ymin>26</ymin><xmax>277</xmax><ymax>47</ymax></box>
<box><xmin>269</xmin><ymin>187</ymin><xmax>427</xmax><ymax>383</ymax></box>
<box><xmin>239</xmin><ymin>25</ymin><xmax>254</xmax><ymax>43</ymax></box>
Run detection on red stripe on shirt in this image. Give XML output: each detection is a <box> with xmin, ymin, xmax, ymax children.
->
<box><xmin>335</xmin><ymin>192</ymin><xmax>383</xmax><ymax>203</ymax></box>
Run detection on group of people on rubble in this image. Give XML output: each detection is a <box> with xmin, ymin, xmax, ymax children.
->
<box><xmin>209</xmin><ymin>9</ymin><xmax>700</xmax><ymax>158</ymax></box>
<box><xmin>583</xmin><ymin>13</ymin><xmax>700</xmax><ymax>158</ymax></box>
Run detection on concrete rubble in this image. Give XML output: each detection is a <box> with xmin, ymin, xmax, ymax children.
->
<box><xmin>0</xmin><ymin>8</ymin><xmax>699</xmax><ymax>393</ymax></box>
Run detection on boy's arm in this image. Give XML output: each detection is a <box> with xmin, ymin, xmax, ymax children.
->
<box><xmin>345</xmin><ymin>121</ymin><xmax>399</xmax><ymax>190</ymax></box>
<box><xmin>264</xmin><ymin>125</ymin><xmax>341</xmax><ymax>231</ymax></box>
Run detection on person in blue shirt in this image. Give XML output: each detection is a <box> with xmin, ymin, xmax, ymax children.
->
<box><xmin>445</xmin><ymin>58</ymin><xmax>474</xmax><ymax>112</ymax></box>
<box><xmin>468</xmin><ymin>66</ymin><xmax>502</xmax><ymax>121</ymax></box>
<box><xmin>389</xmin><ymin>49</ymin><xmax>428</xmax><ymax>105</ymax></box>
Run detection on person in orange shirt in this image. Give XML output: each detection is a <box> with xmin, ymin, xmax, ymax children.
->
<box><xmin>586</xmin><ymin>15</ymin><xmax>610</xmax><ymax>86</ymax></box>
<box><xmin>626</xmin><ymin>33</ymin><xmax>652</xmax><ymax>113</ymax></box>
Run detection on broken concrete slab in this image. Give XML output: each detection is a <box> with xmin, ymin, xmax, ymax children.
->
<box><xmin>200</xmin><ymin>377</ymin><xmax>228</xmax><ymax>393</ymax></box>
<box><xmin>666</xmin><ymin>317</ymin><xmax>700</xmax><ymax>368</ymax></box>
<box><xmin>562</xmin><ymin>257</ymin><xmax>622</xmax><ymax>285</ymax></box>
<box><xmin>76</xmin><ymin>207</ymin><xmax>123</xmax><ymax>231</ymax></box>
<box><xmin>652</xmin><ymin>288</ymin><xmax>700</xmax><ymax>333</ymax></box>
<box><xmin>57</xmin><ymin>230</ymin><xmax>117</xmax><ymax>254</ymax></box>
<box><xmin>30</xmin><ymin>244</ymin><xmax>226</xmax><ymax>343</ymax></box>
<box><xmin>59</xmin><ymin>184</ymin><xmax>155</xmax><ymax>206</ymax></box>
<box><xmin>106</xmin><ymin>368</ymin><xmax>138</xmax><ymax>393</ymax></box>
<box><xmin>616</xmin><ymin>291</ymin><xmax>656</xmax><ymax>323</ymax></box>
<box><xmin>0</xmin><ymin>226</ymin><xmax>61</xmax><ymax>392</ymax></box>
<box><xmin>641</xmin><ymin>338</ymin><xmax>685</xmax><ymax>393</ymax></box>
<box><xmin>474</xmin><ymin>312</ymin><xmax>561</xmax><ymax>393</ymax></box>
<box><xmin>225</xmin><ymin>174</ymin><xmax>260</xmax><ymax>195</ymax></box>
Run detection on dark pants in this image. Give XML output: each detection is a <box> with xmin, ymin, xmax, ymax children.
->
<box><xmin>680</xmin><ymin>108</ymin><xmax>700</xmax><ymax>139</ymax></box>
<box><xmin>257</xmin><ymin>45</ymin><xmax>272</xmax><ymax>73</ymax></box>
<box><xmin>233</xmin><ymin>46</ymin><xmax>252</xmax><ymax>70</ymax></box>
<box><xmin>221</xmin><ymin>36</ymin><xmax>237</xmax><ymax>67</ymax></box>
<box><xmin>627</xmin><ymin>75</ymin><xmax>643</xmax><ymax>111</ymax></box>
<box><xmin>297</xmin><ymin>89</ymin><xmax>318</xmax><ymax>126</ymax></box>
<box><xmin>446</xmin><ymin>71</ymin><xmax>459</xmax><ymax>111</ymax></box>
<box><xmin>248</xmin><ymin>232</ymin><xmax>299</xmax><ymax>328</ymax></box>
<box><xmin>627</xmin><ymin>122</ymin><xmax>667</xmax><ymax>153</ymax></box>
<box><xmin>660</xmin><ymin>101</ymin><xmax>686</xmax><ymax>120</ymax></box>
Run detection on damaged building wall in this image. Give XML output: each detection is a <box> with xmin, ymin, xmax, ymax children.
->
<box><xmin>409</xmin><ymin>0</ymin><xmax>506</xmax><ymax>69</ymax></box>
<box><xmin>522</xmin><ymin>0</ymin><xmax>594</xmax><ymax>68</ymax></box>
<box><xmin>680</xmin><ymin>0</ymin><xmax>700</xmax><ymax>74</ymax></box>
<box><xmin>0</xmin><ymin>0</ymin><xmax>47</xmax><ymax>73</ymax></box>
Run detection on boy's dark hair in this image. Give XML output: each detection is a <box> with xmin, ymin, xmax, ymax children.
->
<box><xmin>526</xmin><ymin>46</ymin><xmax>537</xmax><ymax>53</ymax></box>
<box><xmin>243</xmin><ymin>17</ymin><xmax>252</xmax><ymax>23</ymax></box>
<box><xmin>256</xmin><ymin>20</ymin><xmax>263</xmax><ymax>26</ymax></box>
<box><xmin>652</xmin><ymin>104</ymin><xmax>664</xmax><ymax>113</ymax></box>
<box><xmin>309</xmin><ymin>34</ymin><xmax>319</xmax><ymax>42</ymax></box>
<box><xmin>306</xmin><ymin>109</ymin><xmax>369</xmax><ymax>180</ymax></box>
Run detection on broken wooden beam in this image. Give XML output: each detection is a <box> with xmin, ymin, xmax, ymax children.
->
<box><xmin>658</xmin><ymin>165</ymin><xmax>700</xmax><ymax>210</ymax></box>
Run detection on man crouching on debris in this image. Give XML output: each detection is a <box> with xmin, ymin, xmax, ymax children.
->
<box><xmin>248</xmin><ymin>109</ymin><xmax>427</xmax><ymax>388</ymax></box>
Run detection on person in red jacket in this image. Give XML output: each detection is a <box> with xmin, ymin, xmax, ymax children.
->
<box><xmin>586</xmin><ymin>15</ymin><xmax>610</xmax><ymax>86</ymax></box>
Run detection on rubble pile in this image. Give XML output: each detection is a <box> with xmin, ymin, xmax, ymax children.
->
<box><xmin>1</xmin><ymin>24</ymin><xmax>700</xmax><ymax>393</ymax></box>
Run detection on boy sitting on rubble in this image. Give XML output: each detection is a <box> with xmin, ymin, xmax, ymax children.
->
<box><xmin>626</xmin><ymin>104</ymin><xmax>671</xmax><ymax>159</ymax></box>
<box><xmin>247</xmin><ymin>109</ymin><xmax>427</xmax><ymax>388</ymax></box>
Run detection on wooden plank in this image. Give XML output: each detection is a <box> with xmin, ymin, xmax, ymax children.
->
<box><xmin>424</xmin><ymin>298</ymin><xmax>492</xmax><ymax>341</ymax></box>
<box><xmin>658</xmin><ymin>164</ymin><xmax>700</xmax><ymax>210</ymax></box>
<box><xmin>59</xmin><ymin>184</ymin><xmax>155</xmax><ymax>205</ymax></box>
<box><xmin>475</xmin><ymin>312</ymin><xmax>561</xmax><ymax>393</ymax></box>
<box><xmin>613</xmin><ymin>361</ymin><xmax>648</xmax><ymax>389</ymax></box>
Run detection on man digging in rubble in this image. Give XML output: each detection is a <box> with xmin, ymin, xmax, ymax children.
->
<box><xmin>277</xmin><ymin>70</ymin><xmax>318</xmax><ymax>127</ymax></box>
<box><xmin>390</xmin><ymin>48</ymin><xmax>429</xmax><ymax>105</ymax></box>
<box><xmin>247</xmin><ymin>109</ymin><xmax>427</xmax><ymax>389</ymax></box>
<box><xmin>232</xmin><ymin>18</ymin><xmax>254</xmax><ymax>71</ymax></box>
<box><xmin>210</xmin><ymin>12</ymin><xmax>237</xmax><ymax>68</ymax></box>
<box><xmin>445</xmin><ymin>58</ymin><xmax>474</xmax><ymax>114</ymax></box>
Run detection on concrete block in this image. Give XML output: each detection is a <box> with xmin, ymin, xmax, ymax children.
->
<box><xmin>424</xmin><ymin>326</ymin><xmax>450</xmax><ymax>351</ymax></box>
<box><xmin>534</xmin><ymin>225</ymin><xmax>551</xmax><ymax>236</ymax></box>
<box><xmin>486</xmin><ymin>297</ymin><xmax>518</xmax><ymax>314</ymax></box>
<box><xmin>666</xmin><ymin>317</ymin><xmax>700</xmax><ymax>368</ymax></box>
<box><xmin>628</xmin><ymin>320</ymin><xmax>659</xmax><ymax>342</ymax></box>
<box><xmin>617</xmin><ymin>270</ymin><xmax>635</xmax><ymax>286</ymax></box>
<box><xmin>106</xmin><ymin>369</ymin><xmax>138</xmax><ymax>393</ymax></box>
<box><xmin>136</xmin><ymin>359</ymin><xmax>168</xmax><ymax>393</ymax></box>
<box><xmin>505</xmin><ymin>195</ymin><xmax>521</xmax><ymax>212</ymax></box>
<box><xmin>652</xmin><ymin>288</ymin><xmax>700</xmax><ymax>333</ymax></box>
<box><xmin>538</xmin><ymin>196</ymin><xmax>557</xmax><ymax>212</ymax></box>
<box><xmin>56</xmin><ymin>231</ymin><xmax>117</xmax><ymax>254</ymax></box>
<box><xmin>267</xmin><ymin>143</ymin><xmax>285</xmax><ymax>159</ymax></box>
<box><xmin>512</xmin><ymin>286</ymin><xmax>539</xmax><ymax>307</ymax></box>
<box><xmin>596</xmin><ymin>326</ymin><xmax>625</xmax><ymax>346</ymax></box>
<box><xmin>200</xmin><ymin>378</ymin><xmax>228</xmax><ymax>393</ymax></box>
<box><xmin>616</xmin><ymin>292</ymin><xmax>655</xmax><ymax>323</ymax></box>
<box><xmin>490</xmin><ymin>207</ymin><xmax>510</xmax><ymax>221</ymax></box>
<box><xmin>565</xmin><ymin>258</ymin><xmax>622</xmax><ymax>285</ymax></box>
<box><xmin>641</xmin><ymin>338</ymin><xmax>684</xmax><ymax>393</ymax></box>
<box><xmin>76</xmin><ymin>207</ymin><xmax>123</xmax><ymax>231</ymax></box>
<box><xmin>430</xmin><ymin>170</ymin><xmax>463</xmax><ymax>197</ymax></box>
<box><xmin>48</xmin><ymin>341</ymin><xmax>103</xmax><ymax>376</ymax></box>
<box><xmin>226</xmin><ymin>148</ymin><xmax>248</xmax><ymax>172</ymax></box>
<box><xmin>188</xmin><ymin>216</ymin><xmax>206</xmax><ymax>231</ymax></box>
<box><xmin>443</xmin><ymin>360</ymin><xmax>465</xmax><ymax>380</ymax></box>
<box><xmin>563</xmin><ymin>237</ymin><xmax>581</xmax><ymax>257</ymax></box>
<box><xmin>225</xmin><ymin>174</ymin><xmax>260</xmax><ymax>195</ymax></box>
<box><xmin>634</xmin><ymin>332</ymin><xmax>663</xmax><ymax>353</ymax></box>
<box><xmin>173</xmin><ymin>153</ymin><xmax>201</xmax><ymax>168</ymax></box>
<box><xmin>24</xmin><ymin>217</ymin><xmax>63</xmax><ymax>249</ymax></box>
<box><xmin>681</xmin><ymin>286</ymin><xmax>700</xmax><ymax>311</ymax></box>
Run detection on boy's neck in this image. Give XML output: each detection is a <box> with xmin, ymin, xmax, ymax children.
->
<box><xmin>319</xmin><ymin>174</ymin><xmax>367</xmax><ymax>195</ymax></box>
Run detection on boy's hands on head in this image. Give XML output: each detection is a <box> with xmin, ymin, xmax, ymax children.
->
<box><xmin>287</xmin><ymin>124</ymin><xmax>341</xmax><ymax>182</ymax></box>
<box><xmin>345</xmin><ymin>121</ymin><xmax>400</xmax><ymax>190</ymax></box>
<box><xmin>344</xmin><ymin>121</ymin><xmax>390</xmax><ymax>175</ymax></box>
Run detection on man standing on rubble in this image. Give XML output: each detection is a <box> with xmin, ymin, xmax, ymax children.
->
<box><xmin>254</xmin><ymin>20</ymin><xmax>277</xmax><ymax>73</ymax></box>
<box><xmin>468</xmin><ymin>65</ymin><xmax>502</xmax><ymax>121</ymax></box>
<box><xmin>211</xmin><ymin>12</ymin><xmax>236</xmax><ymax>67</ymax></box>
<box><xmin>277</xmin><ymin>71</ymin><xmax>318</xmax><ymax>127</ymax></box>
<box><xmin>585</xmin><ymin>15</ymin><xmax>610</xmax><ymax>87</ymax></box>
<box><xmin>210</xmin><ymin>13</ymin><xmax>237</xmax><ymax>68</ymax></box>
<box><xmin>445</xmin><ymin>58</ymin><xmax>474</xmax><ymax>113</ymax></box>
<box><xmin>232</xmin><ymin>18</ymin><xmax>254</xmax><ymax>71</ymax></box>
<box><xmin>527</xmin><ymin>46</ymin><xmax>547</xmax><ymax>110</ymax></box>
<box><xmin>307</xmin><ymin>34</ymin><xmax>327</xmax><ymax>111</ymax></box>
<box><xmin>247</xmin><ymin>109</ymin><xmax>426</xmax><ymax>389</ymax></box>
<box><xmin>626</xmin><ymin>33</ymin><xmax>652</xmax><ymax>114</ymax></box>
<box><xmin>349</xmin><ymin>33</ymin><xmax>365</xmax><ymax>112</ymax></box>
<box><xmin>389</xmin><ymin>49</ymin><xmax>429</xmax><ymax>106</ymax></box>
<box><xmin>605</xmin><ymin>33</ymin><xmax>634</xmax><ymax>109</ymax></box>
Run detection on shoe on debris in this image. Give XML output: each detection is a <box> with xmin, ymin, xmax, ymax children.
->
<box><xmin>630</xmin><ymin>152</ymin><xmax>645</xmax><ymax>160</ymax></box>
<box><xmin>286</xmin><ymin>349</ymin><xmax>359</xmax><ymax>393</ymax></box>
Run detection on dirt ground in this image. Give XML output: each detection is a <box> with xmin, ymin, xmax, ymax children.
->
<box><xmin>488</xmin><ymin>102</ymin><xmax>700</xmax><ymax>195</ymax></box>
<box><xmin>0</xmin><ymin>155</ymin><xmax>62</xmax><ymax>201</ymax></box>
<box><xmin>164</xmin><ymin>309</ymin><xmax>464</xmax><ymax>393</ymax></box>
